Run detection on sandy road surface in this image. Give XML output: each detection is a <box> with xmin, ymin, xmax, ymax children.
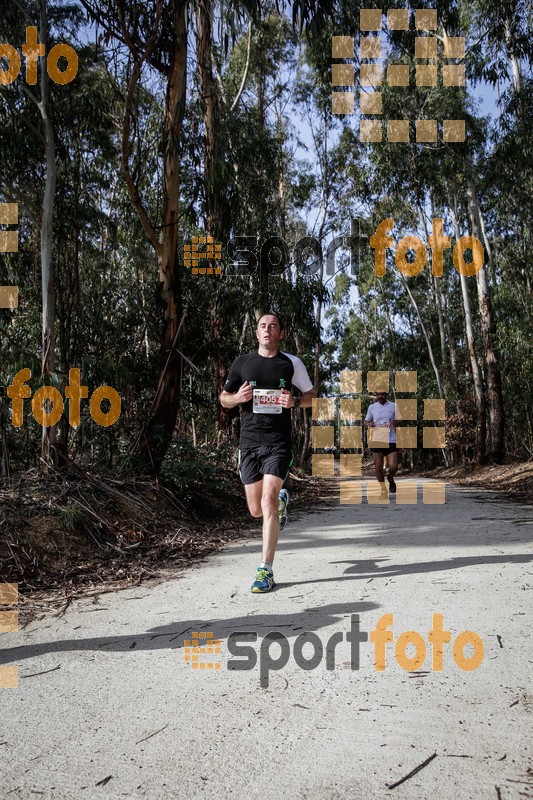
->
<box><xmin>1</xmin><ymin>480</ymin><xmax>532</xmax><ymax>799</ymax></box>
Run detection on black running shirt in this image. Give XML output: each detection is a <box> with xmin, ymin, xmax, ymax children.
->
<box><xmin>223</xmin><ymin>351</ymin><xmax>313</xmax><ymax>448</ymax></box>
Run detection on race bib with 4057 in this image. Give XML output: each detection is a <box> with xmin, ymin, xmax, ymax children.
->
<box><xmin>253</xmin><ymin>389</ymin><xmax>283</xmax><ymax>414</ymax></box>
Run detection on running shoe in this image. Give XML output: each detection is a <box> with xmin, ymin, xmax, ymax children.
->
<box><xmin>387</xmin><ymin>475</ymin><xmax>397</xmax><ymax>493</ymax></box>
<box><xmin>278</xmin><ymin>488</ymin><xmax>289</xmax><ymax>531</ymax></box>
<box><xmin>251</xmin><ymin>567</ymin><xmax>275</xmax><ymax>593</ymax></box>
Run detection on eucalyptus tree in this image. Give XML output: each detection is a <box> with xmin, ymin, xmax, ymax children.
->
<box><xmin>0</xmin><ymin>0</ymin><xmax>87</xmax><ymax>467</ymax></box>
<box><xmin>77</xmin><ymin>0</ymin><xmax>333</xmax><ymax>469</ymax></box>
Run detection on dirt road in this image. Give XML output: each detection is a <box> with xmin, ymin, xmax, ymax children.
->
<box><xmin>1</xmin><ymin>480</ymin><xmax>532</xmax><ymax>799</ymax></box>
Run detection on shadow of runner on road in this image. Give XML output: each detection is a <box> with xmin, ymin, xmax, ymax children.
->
<box><xmin>279</xmin><ymin>552</ymin><xmax>532</xmax><ymax>586</ymax></box>
<box><xmin>325</xmin><ymin>553</ymin><xmax>533</xmax><ymax>579</ymax></box>
<box><xmin>1</xmin><ymin>551</ymin><xmax>530</xmax><ymax>664</ymax></box>
<box><xmin>0</xmin><ymin>601</ymin><xmax>381</xmax><ymax>665</ymax></box>
<box><xmin>219</xmin><ymin>515</ymin><xmax>533</xmax><ymax>556</ymax></box>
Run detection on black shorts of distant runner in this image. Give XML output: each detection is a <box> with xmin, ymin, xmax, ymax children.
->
<box><xmin>370</xmin><ymin>444</ymin><xmax>398</xmax><ymax>455</ymax></box>
<box><xmin>238</xmin><ymin>445</ymin><xmax>294</xmax><ymax>485</ymax></box>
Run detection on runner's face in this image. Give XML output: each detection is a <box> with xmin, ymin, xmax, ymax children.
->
<box><xmin>256</xmin><ymin>316</ymin><xmax>283</xmax><ymax>349</ymax></box>
<box><xmin>376</xmin><ymin>392</ymin><xmax>387</xmax><ymax>404</ymax></box>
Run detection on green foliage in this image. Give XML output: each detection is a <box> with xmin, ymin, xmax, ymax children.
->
<box><xmin>58</xmin><ymin>502</ymin><xmax>87</xmax><ymax>533</ymax></box>
<box><xmin>1</xmin><ymin>0</ymin><xmax>532</xmax><ymax>481</ymax></box>
<box><xmin>160</xmin><ymin>438</ymin><xmax>236</xmax><ymax>495</ymax></box>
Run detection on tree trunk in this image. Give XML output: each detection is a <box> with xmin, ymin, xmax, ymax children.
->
<box><xmin>38</xmin><ymin>0</ymin><xmax>58</xmax><ymax>469</ymax></box>
<box><xmin>399</xmin><ymin>275</ymin><xmax>444</xmax><ymax>398</ymax></box>
<box><xmin>450</xmin><ymin>200</ymin><xmax>486</xmax><ymax>464</ymax></box>
<box><xmin>106</xmin><ymin>0</ymin><xmax>178</xmax><ymax>470</ymax></box>
<box><xmin>196</xmin><ymin>0</ymin><xmax>231</xmax><ymax>438</ymax></box>
<box><xmin>440</xmin><ymin>285</ymin><xmax>458</xmax><ymax>376</ymax></box>
<box><xmin>196</xmin><ymin>0</ymin><xmax>217</xmax><ymax>241</ymax></box>
<box><xmin>432</xmin><ymin>273</ymin><xmax>447</xmax><ymax>366</ymax></box>
<box><xmin>313</xmin><ymin>112</ymin><xmax>329</xmax><ymax>389</ymax></box>
<box><xmin>420</xmin><ymin>203</ymin><xmax>447</xmax><ymax>371</ymax></box>
<box><xmin>136</xmin><ymin>3</ymin><xmax>188</xmax><ymax>471</ymax></box>
<box><xmin>300</xmin><ymin>407</ymin><xmax>311</xmax><ymax>465</ymax></box>
<box><xmin>0</xmin><ymin>394</ymin><xmax>9</xmax><ymax>478</ymax></box>
<box><xmin>504</xmin><ymin>17</ymin><xmax>521</xmax><ymax>93</ymax></box>
<box><xmin>466</xmin><ymin>172</ymin><xmax>505</xmax><ymax>462</ymax></box>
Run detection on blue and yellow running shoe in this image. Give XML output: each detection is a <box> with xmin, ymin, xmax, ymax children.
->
<box><xmin>278</xmin><ymin>488</ymin><xmax>289</xmax><ymax>531</ymax></box>
<box><xmin>251</xmin><ymin>567</ymin><xmax>275</xmax><ymax>593</ymax></box>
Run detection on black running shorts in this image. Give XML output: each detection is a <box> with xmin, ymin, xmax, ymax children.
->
<box><xmin>238</xmin><ymin>445</ymin><xmax>294</xmax><ymax>485</ymax></box>
<box><xmin>370</xmin><ymin>444</ymin><xmax>398</xmax><ymax>455</ymax></box>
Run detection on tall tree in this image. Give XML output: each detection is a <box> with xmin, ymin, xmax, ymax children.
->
<box><xmin>80</xmin><ymin>0</ymin><xmax>189</xmax><ymax>470</ymax></box>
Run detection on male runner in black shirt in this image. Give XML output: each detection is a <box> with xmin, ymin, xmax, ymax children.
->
<box><xmin>219</xmin><ymin>313</ymin><xmax>316</xmax><ymax>592</ymax></box>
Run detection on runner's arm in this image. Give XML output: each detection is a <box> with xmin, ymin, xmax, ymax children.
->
<box><xmin>284</xmin><ymin>355</ymin><xmax>316</xmax><ymax>408</ymax></box>
<box><xmin>299</xmin><ymin>387</ymin><xmax>317</xmax><ymax>408</ymax></box>
<box><xmin>364</xmin><ymin>407</ymin><xmax>375</xmax><ymax>427</ymax></box>
<box><xmin>219</xmin><ymin>390</ymin><xmax>240</xmax><ymax>409</ymax></box>
<box><xmin>219</xmin><ymin>357</ymin><xmax>251</xmax><ymax>408</ymax></box>
<box><xmin>295</xmin><ymin>387</ymin><xmax>317</xmax><ymax>408</ymax></box>
<box><xmin>219</xmin><ymin>381</ymin><xmax>253</xmax><ymax>409</ymax></box>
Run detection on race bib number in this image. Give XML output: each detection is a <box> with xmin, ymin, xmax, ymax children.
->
<box><xmin>253</xmin><ymin>389</ymin><xmax>283</xmax><ymax>414</ymax></box>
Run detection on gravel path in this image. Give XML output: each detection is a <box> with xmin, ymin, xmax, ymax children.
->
<box><xmin>1</xmin><ymin>480</ymin><xmax>532</xmax><ymax>799</ymax></box>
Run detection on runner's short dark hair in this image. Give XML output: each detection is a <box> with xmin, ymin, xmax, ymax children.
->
<box><xmin>257</xmin><ymin>311</ymin><xmax>284</xmax><ymax>330</ymax></box>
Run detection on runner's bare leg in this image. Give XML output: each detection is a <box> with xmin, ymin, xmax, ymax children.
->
<box><xmin>244</xmin><ymin>475</ymin><xmax>284</xmax><ymax>563</ymax></box>
<box><xmin>386</xmin><ymin>451</ymin><xmax>399</xmax><ymax>477</ymax></box>
<box><xmin>260</xmin><ymin>474</ymin><xmax>284</xmax><ymax>564</ymax></box>
<box><xmin>244</xmin><ymin>480</ymin><xmax>263</xmax><ymax>518</ymax></box>
<box><xmin>372</xmin><ymin>451</ymin><xmax>385</xmax><ymax>483</ymax></box>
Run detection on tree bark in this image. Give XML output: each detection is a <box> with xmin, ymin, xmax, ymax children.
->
<box><xmin>504</xmin><ymin>17</ymin><xmax>521</xmax><ymax>93</ymax></box>
<box><xmin>38</xmin><ymin>0</ymin><xmax>57</xmax><ymax>469</ymax></box>
<box><xmin>419</xmin><ymin>203</ymin><xmax>447</xmax><ymax>372</ymax></box>
<box><xmin>313</xmin><ymin>111</ymin><xmax>330</xmax><ymax>389</ymax></box>
<box><xmin>466</xmin><ymin>171</ymin><xmax>505</xmax><ymax>462</ymax></box>
<box><xmin>109</xmin><ymin>0</ymin><xmax>187</xmax><ymax>471</ymax></box>
<box><xmin>399</xmin><ymin>275</ymin><xmax>444</xmax><ymax>399</ymax></box>
<box><xmin>78</xmin><ymin>4</ymin><xmax>186</xmax><ymax>470</ymax></box>
<box><xmin>450</xmin><ymin>200</ymin><xmax>486</xmax><ymax>465</ymax></box>
<box><xmin>196</xmin><ymin>0</ymin><xmax>231</xmax><ymax>438</ymax></box>
<box><xmin>196</xmin><ymin>0</ymin><xmax>217</xmax><ymax>241</ymax></box>
<box><xmin>139</xmin><ymin>2</ymin><xmax>188</xmax><ymax>470</ymax></box>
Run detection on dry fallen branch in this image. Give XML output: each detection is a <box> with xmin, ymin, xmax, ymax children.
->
<box><xmin>94</xmin><ymin>775</ymin><xmax>113</xmax><ymax>787</ymax></box>
<box><xmin>2</xmin><ymin>486</ymin><xmax>244</xmax><ymax>607</ymax></box>
<box><xmin>21</xmin><ymin>665</ymin><xmax>61</xmax><ymax>679</ymax></box>
<box><xmin>387</xmin><ymin>752</ymin><xmax>438</xmax><ymax>790</ymax></box>
<box><xmin>1</xmin><ymin>464</ymin><xmax>312</xmax><ymax>618</ymax></box>
<box><xmin>135</xmin><ymin>723</ymin><xmax>169</xmax><ymax>745</ymax></box>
